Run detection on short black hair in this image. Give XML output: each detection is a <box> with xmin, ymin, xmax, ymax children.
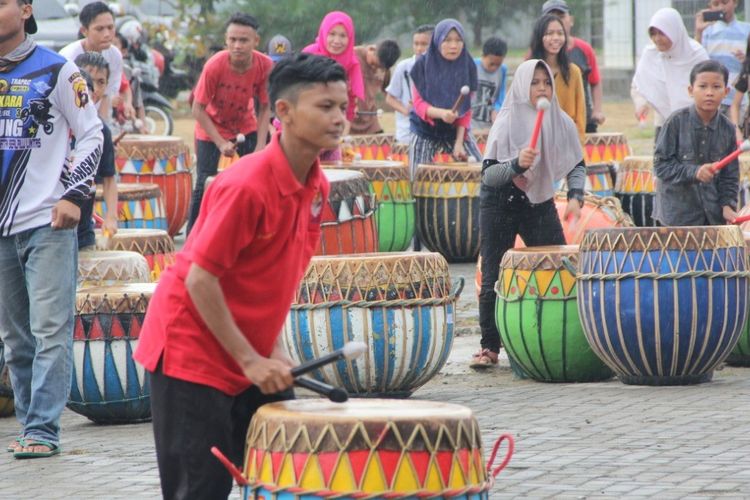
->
<box><xmin>269</xmin><ymin>53</ymin><xmax>347</xmax><ymax>111</ymax></box>
<box><xmin>483</xmin><ymin>36</ymin><xmax>508</xmax><ymax>57</ymax></box>
<box><xmin>415</xmin><ymin>24</ymin><xmax>435</xmax><ymax>35</ymax></box>
<box><xmin>74</xmin><ymin>52</ymin><xmax>110</xmax><ymax>80</ymax></box>
<box><xmin>376</xmin><ymin>39</ymin><xmax>400</xmax><ymax>70</ymax></box>
<box><xmin>690</xmin><ymin>59</ymin><xmax>729</xmax><ymax>85</ymax></box>
<box><xmin>225</xmin><ymin>12</ymin><xmax>259</xmax><ymax>32</ymax></box>
<box><xmin>79</xmin><ymin>1</ymin><xmax>114</xmax><ymax>28</ymax></box>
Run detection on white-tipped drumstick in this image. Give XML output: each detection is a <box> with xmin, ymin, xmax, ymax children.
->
<box><xmin>711</xmin><ymin>139</ymin><xmax>750</xmax><ymax>173</ymax></box>
<box><xmin>529</xmin><ymin>98</ymin><xmax>550</xmax><ymax>150</ymax></box>
<box><xmin>236</xmin><ymin>133</ymin><xmax>246</xmax><ymax>145</ymax></box>
<box><xmin>451</xmin><ymin>85</ymin><xmax>471</xmax><ymax>113</ymax></box>
<box><xmin>291</xmin><ymin>341</ymin><xmax>367</xmax><ymax>378</ymax></box>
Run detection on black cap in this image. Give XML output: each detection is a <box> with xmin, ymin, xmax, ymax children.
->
<box><xmin>22</xmin><ymin>0</ymin><xmax>37</xmax><ymax>35</ymax></box>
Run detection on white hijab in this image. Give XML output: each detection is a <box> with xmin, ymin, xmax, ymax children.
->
<box><xmin>485</xmin><ymin>59</ymin><xmax>583</xmax><ymax>204</ymax></box>
<box><xmin>632</xmin><ymin>7</ymin><xmax>708</xmax><ymax>120</ymax></box>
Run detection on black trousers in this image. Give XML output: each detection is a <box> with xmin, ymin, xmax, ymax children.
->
<box><xmin>150</xmin><ymin>361</ymin><xmax>293</xmax><ymax>500</ymax></box>
<box><xmin>478</xmin><ymin>182</ymin><xmax>566</xmax><ymax>353</ymax></box>
<box><xmin>186</xmin><ymin>134</ymin><xmax>257</xmax><ymax>235</ymax></box>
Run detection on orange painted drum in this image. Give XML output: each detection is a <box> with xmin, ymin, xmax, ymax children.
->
<box><xmin>318</xmin><ymin>169</ymin><xmax>378</xmax><ymax>255</ymax></box>
<box><xmin>241</xmin><ymin>399</ymin><xmax>499</xmax><ymax>499</ymax></box>
<box><xmin>116</xmin><ymin>135</ymin><xmax>193</xmax><ymax>236</ymax></box>
<box><xmin>348</xmin><ymin>134</ymin><xmax>394</xmax><ymax>160</ymax></box>
<box><xmin>583</xmin><ymin>133</ymin><xmax>630</xmax><ymax>165</ymax></box>
<box><xmin>96</xmin><ymin>228</ymin><xmax>176</xmax><ymax>281</ymax></box>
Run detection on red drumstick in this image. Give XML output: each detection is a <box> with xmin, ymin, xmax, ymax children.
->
<box><xmin>711</xmin><ymin>140</ymin><xmax>750</xmax><ymax>173</ymax></box>
<box><xmin>732</xmin><ymin>213</ymin><xmax>750</xmax><ymax>225</ymax></box>
<box><xmin>451</xmin><ymin>85</ymin><xmax>470</xmax><ymax>113</ymax></box>
<box><xmin>529</xmin><ymin>98</ymin><xmax>551</xmax><ymax>150</ymax></box>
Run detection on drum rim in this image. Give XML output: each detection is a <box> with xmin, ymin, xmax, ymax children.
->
<box><xmin>579</xmin><ymin>225</ymin><xmax>746</xmax><ymax>252</ymax></box>
<box><xmin>252</xmin><ymin>398</ymin><xmax>475</xmax><ymax>420</ymax></box>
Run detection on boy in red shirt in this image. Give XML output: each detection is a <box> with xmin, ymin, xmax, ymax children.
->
<box><xmin>134</xmin><ymin>53</ymin><xmax>348</xmax><ymax>499</ymax></box>
<box><xmin>187</xmin><ymin>12</ymin><xmax>273</xmax><ymax>234</ymax></box>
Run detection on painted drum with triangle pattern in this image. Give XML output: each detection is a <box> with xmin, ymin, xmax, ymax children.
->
<box><xmin>318</xmin><ymin>170</ymin><xmax>378</xmax><ymax>255</ymax></box>
<box><xmin>583</xmin><ymin>133</ymin><xmax>630</xmax><ymax>166</ymax></box>
<box><xmin>96</xmin><ymin>229</ymin><xmax>176</xmax><ymax>281</ymax></box>
<box><xmin>323</xmin><ymin>160</ymin><xmax>415</xmax><ymax>252</ymax></box>
<box><xmin>116</xmin><ymin>135</ymin><xmax>193</xmax><ymax>236</ymax></box>
<box><xmin>284</xmin><ymin>252</ymin><xmax>461</xmax><ymax>397</ymax></box>
<box><xmin>414</xmin><ymin>163</ymin><xmax>482</xmax><ymax>263</ymax></box>
<box><xmin>348</xmin><ymin>133</ymin><xmax>394</xmax><ymax>161</ymax></box>
<box><xmin>69</xmin><ymin>284</ymin><xmax>155</xmax><ymax>423</ymax></box>
<box><xmin>77</xmin><ymin>250</ymin><xmax>151</xmax><ymax>287</ymax></box>
<box><xmin>495</xmin><ymin>245</ymin><xmax>613</xmax><ymax>382</ymax></box>
<box><xmin>0</xmin><ymin>341</ymin><xmax>12</xmax><ymax>418</ymax></box>
<box><xmin>615</xmin><ymin>155</ymin><xmax>656</xmax><ymax>227</ymax></box>
<box><xmin>95</xmin><ymin>183</ymin><xmax>168</xmax><ymax>231</ymax></box>
<box><xmin>241</xmin><ymin>399</ymin><xmax>493</xmax><ymax>499</ymax></box>
<box><xmin>576</xmin><ymin>226</ymin><xmax>749</xmax><ymax>385</ymax></box>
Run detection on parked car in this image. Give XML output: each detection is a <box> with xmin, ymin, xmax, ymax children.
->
<box><xmin>33</xmin><ymin>0</ymin><xmax>80</xmax><ymax>52</ymax></box>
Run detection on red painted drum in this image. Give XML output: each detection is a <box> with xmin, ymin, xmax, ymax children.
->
<box><xmin>116</xmin><ymin>135</ymin><xmax>193</xmax><ymax>236</ymax></box>
<box><xmin>318</xmin><ymin>169</ymin><xmax>378</xmax><ymax>255</ymax></box>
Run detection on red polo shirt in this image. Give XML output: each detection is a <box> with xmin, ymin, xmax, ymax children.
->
<box><xmin>134</xmin><ymin>132</ymin><xmax>328</xmax><ymax>395</ymax></box>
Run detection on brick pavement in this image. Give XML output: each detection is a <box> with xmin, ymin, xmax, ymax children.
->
<box><xmin>2</xmin><ymin>262</ymin><xmax>750</xmax><ymax>498</ymax></box>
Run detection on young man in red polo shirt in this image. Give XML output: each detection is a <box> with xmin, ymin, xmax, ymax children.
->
<box><xmin>134</xmin><ymin>53</ymin><xmax>348</xmax><ymax>499</ymax></box>
<box><xmin>187</xmin><ymin>12</ymin><xmax>273</xmax><ymax>234</ymax></box>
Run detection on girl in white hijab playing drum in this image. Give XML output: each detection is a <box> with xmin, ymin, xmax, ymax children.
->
<box><xmin>472</xmin><ymin>59</ymin><xmax>585</xmax><ymax>368</ymax></box>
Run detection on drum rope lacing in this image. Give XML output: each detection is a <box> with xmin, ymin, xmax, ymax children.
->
<box><xmin>574</xmin><ymin>270</ymin><xmax>750</xmax><ymax>281</ymax></box>
<box><xmin>291</xmin><ymin>279</ymin><xmax>465</xmax><ymax>310</ymax></box>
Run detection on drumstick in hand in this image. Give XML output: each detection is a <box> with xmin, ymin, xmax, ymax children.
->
<box><xmin>451</xmin><ymin>85</ymin><xmax>470</xmax><ymax>113</ymax></box>
<box><xmin>291</xmin><ymin>341</ymin><xmax>367</xmax><ymax>378</ymax></box>
<box><xmin>529</xmin><ymin>98</ymin><xmax>551</xmax><ymax>150</ymax></box>
<box><xmin>711</xmin><ymin>140</ymin><xmax>750</xmax><ymax>173</ymax></box>
<box><xmin>732</xmin><ymin>213</ymin><xmax>750</xmax><ymax>225</ymax></box>
<box><xmin>294</xmin><ymin>376</ymin><xmax>348</xmax><ymax>403</ymax></box>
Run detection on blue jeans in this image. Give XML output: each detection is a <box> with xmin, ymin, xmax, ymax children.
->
<box><xmin>0</xmin><ymin>225</ymin><xmax>77</xmax><ymax>446</ymax></box>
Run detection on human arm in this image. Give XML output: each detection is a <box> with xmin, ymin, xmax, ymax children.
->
<box><xmin>694</xmin><ymin>10</ymin><xmax>711</xmax><ymax>43</ymax></box>
<box><xmin>101</xmin><ymin>176</ymin><xmax>118</xmax><ymax>236</ymax></box>
<box><xmin>185</xmin><ymin>263</ymin><xmax>293</xmax><ymax>393</ymax></box>
<box><xmin>631</xmin><ymin>82</ymin><xmax>649</xmax><ymax>121</ymax></box>
<box><xmin>481</xmin><ymin>158</ymin><xmax>526</xmax><ymax>187</ymax></box>
<box><xmin>193</xmin><ymin>99</ymin><xmax>235</xmax><ymax>156</ymax></box>
<box><xmin>563</xmin><ymin>160</ymin><xmax>586</xmax><ymax>221</ymax></box>
<box><xmin>412</xmin><ymin>85</ymin><xmax>458</xmax><ymax>124</ymax></box>
<box><xmin>386</xmin><ymin>93</ymin><xmax>410</xmax><ymax>115</ymax></box>
<box><xmin>591</xmin><ymin>82</ymin><xmax>605</xmax><ymax>125</ymax></box>
<box><xmin>255</xmin><ymin>102</ymin><xmax>270</xmax><ymax>151</ymax></box>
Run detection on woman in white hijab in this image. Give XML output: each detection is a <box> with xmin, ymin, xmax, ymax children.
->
<box><xmin>632</xmin><ymin>7</ymin><xmax>708</xmax><ymax>131</ymax></box>
<box><xmin>472</xmin><ymin>59</ymin><xmax>584</xmax><ymax>369</ymax></box>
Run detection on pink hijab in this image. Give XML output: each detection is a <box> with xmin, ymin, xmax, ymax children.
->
<box><xmin>303</xmin><ymin>11</ymin><xmax>365</xmax><ymax>116</ymax></box>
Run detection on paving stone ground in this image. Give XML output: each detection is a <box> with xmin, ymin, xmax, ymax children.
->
<box><xmin>2</xmin><ymin>262</ymin><xmax>750</xmax><ymax>499</ymax></box>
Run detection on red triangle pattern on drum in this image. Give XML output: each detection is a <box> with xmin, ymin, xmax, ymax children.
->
<box><xmin>109</xmin><ymin>317</ymin><xmax>126</xmax><ymax>340</ymax></box>
<box><xmin>88</xmin><ymin>317</ymin><xmax>105</xmax><ymax>341</ymax></box>
<box><xmin>129</xmin><ymin>317</ymin><xmax>142</xmax><ymax>340</ymax></box>
<box><xmin>348</xmin><ymin>450</ymin><xmax>369</xmax><ymax>486</ymax></box>
<box><xmin>457</xmin><ymin>449</ymin><xmax>470</xmax><ymax>478</ymax></box>
<box><xmin>292</xmin><ymin>453</ymin><xmax>308</xmax><ymax>481</ymax></box>
<box><xmin>410</xmin><ymin>450</ymin><xmax>431</xmax><ymax>485</ymax></box>
<box><xmin>435</xmin><ymin>451</ymin><xmax>453</xmax><ymax>484</ymax></box>
<box><xmin>255</xmin><ymin>450</ymin><xmax>265</xmax><ymax>474</ymax></box>
<box><xmin>270</xmin><ymin>451</ymin><xmax>284</xmax><ymax>481</ymax></box>
<box><xmin>115</xmin><ymin>157</ymin><xmax>128</xmax><ymax>170</ymax></box>
<box><xmin>378</xmin><ymin>450</ymin><xmax>401</xmax><ymax>487</ymax></box>
<box><xmin>318</xmin><ymin>451</ymin><xmax>339</xmax><ymax>486</ymax></box>
<box><xmin>73</xmin><ymin>318</ymin><xmax>85</xmax><ymax>341</ymax></box>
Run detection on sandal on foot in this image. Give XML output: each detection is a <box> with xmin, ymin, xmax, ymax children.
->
<box><xmin>6</xmin><ymin>437</ymin><xmax>22</xmax><ymax>453</ymax></box>
<box><xmin>470</xmin><ymin>349</ymin><xmax>498</xmax><ymax>369</ymax></box>
<box><xmin>13</xmin><ymin>439</ymin><xmax>60</xmax><ymax>459</ymax></box>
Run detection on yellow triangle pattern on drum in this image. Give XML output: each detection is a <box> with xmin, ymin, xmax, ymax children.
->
<box><xmin>277</xmin><ymin>454</ymin><xmax>296</xmax><ymax>487</ymax></box>
<box><xmin>533</xmin><ymin>269</ymin><xmax>555</xmax><ymax>296</ymax></box>
<box><xmin>393</xmin><ymin>456</ymin><xmax>420</xmax><ymax>491</ymax></box>
<box><xmin>330</xmin><ymin>454</ymin><xmax>357</xmax><ymax>491</ymax></box>
<box><xmin>560</xmin><ymin>268</ymin><xmax>577</xmax><ymax>295</ymax></box>
<box><xmin>502</xmin><ymin>268</ymin><xmax>514</xmax><ymax>296</ymax></box>
<box><xmin>450</xmin><ymin>458</ymin><xmax>467</xmax><ymax>488</ymax></box>
<box><xmin>246</xmin><ymin>449</ymin><xmax>257</xmax><ymax>478</ymax></box>
<box><xmin>514</xmin><ymin>270</ymin><xmax>531</xmax><ymax>295</ymax></box>
<box><xmin>299</xmin><ymin>455</ymin><xmax>325</xmax><ymax>490</ymax></box>
<box><xmin>469</xmin><ymin>452</ymin><xmax>480</xmax><ymax>485</ymax></box>
<box><xmin>259</xmin><ymin>452</ymin><xmax>274</xmax><ymax>482</ymax></box>
<box><xmin>425</xmin><ymin>459</ymin><xmax>444</xmax><ymax>490</ymax></box>
<box><xmin>361</xmin><ymin>453</ymin><xmax>387</xmax><ymax>493</ymax></box>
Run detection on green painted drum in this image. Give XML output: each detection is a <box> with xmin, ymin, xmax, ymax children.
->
<box><xmin>495</xmin><ymin>245</ymin><xmax>614</xmax><ymax>382</ymax></box>
<box><xmin>323</xmin><ymin>160</ymin><xmax>415</xmax><ymax>251</ymax></box>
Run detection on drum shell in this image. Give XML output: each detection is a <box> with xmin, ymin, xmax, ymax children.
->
<box><xmin>577</xmin><ymin>226</ymin><xmax>748</xmax><ymax>385</ymax></box>
<box><xmin>95</xmin><ymin>183</ymin><xmax>168</xmax><ymax>231</ymax></box>
<box><xmin>495</xmin><ymin>246</ymin><xmax>613</xmax><ymax>382</ymax></box>
<box><xmin>727</xmin><ymin>231</ymin><xmax>750</xmax><ymax>366</ymax></box>
<box><xmin>97</xmin><ymin>228</ymin><xmax>176</xmax><ymax>281</ymax></box>
<box><xmin>69</xmin><ymin>284</ymin><xmax>155</xmax><ymax>423</ymax></box>
<box><xmin>615</xmin><ymin>156</ymin><xmax>656</xmax><ymax>227</ymax></box>
<box><xmin>583</xmin><ymin>133</ymin><xmax>630</xmax><ymax>165</ymax></box>
<box><xmin>348</xmin><ymin>134</ymin><xmax>394</xmax><ymax>161</ymax></box>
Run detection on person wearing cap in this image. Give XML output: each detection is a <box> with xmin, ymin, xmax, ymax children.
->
<box><xmin>267</xmin><ymin>34</ymin><xmax>292</xmax><ymax>63</ymax></box>
<box><xmin>0</xmin><ymin>0</ymin><xmax>103</xmax><ymax>459</ymax></box>
<box><xmin>542</xmin><ymin>0</ymin><xmax>606</xmax><ymax>132</ymax></box>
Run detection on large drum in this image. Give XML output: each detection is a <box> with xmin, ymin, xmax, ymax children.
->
<box><xmin>576</xmin><ymin>226</ymin><xmax>749</xmax><ymax>385</ymax></box>
<box><xmin>95</xmin><ymin>183</ymin><xmax>168</xmax><ymax>231</ymax></box>
<box><xmin>615</xmin><ymin>155</ymin><xmax>656</xmax><ymax>227</ymax></box>
<box><xmin>284</xmin><ymin>252</ymin><xmax>462</xmax><ymax>397</ymax></box>
<box><xmin>116</xmin><ymin>135</ymin><xmax>193</xmax><ymax>236</ymax></box>
<box><xmin>348</xmin><ymin>133</ymin><xmax>394</xmax><ymax>160</ymax></box>
<box><xmin>495</xmin><ymin>246</ymin><xmax>613</xmax><ymax>382</ymax></box>
<box><xmin>78</xmin><ymin>250</ymin><xmax>151</xmax><ymax>287</ymax></box>
<box><xmin>0</xmin><ymin>341</ymin><xmax>12</xmax><ymax>418</ymax></box>
<box><xmin>325</xmin><ymin>160</ymin><xmax>414</xmax><ymax>252</ymax></box>
<box><xmin>97</xmin><ymin>228</ymin><xmax>176</xmax><ymax>281</ymax></box>
<box><xmin>241</xmin><ymin>399</ymin><xmax>498</xmax><ymax>499</ymax></box>
<box><xmin>583</xmin><ymin>133</ymin><xmax>630</xmax><ymax>165</ymax></box>
<box><xmin>583</xmin><ymin>163</ymin><xmax>615</xmax><ymax>197</ymax></box>
<box><xmin>727</xmin><ymin>231</ymin><xmax>750</xmax><ymax>366</ymax></box>
<box><xmin>414</xmin><ymin>163</ymin><xmax>481</xmax><ymax>262</ymax></box>
<box><xmin>390</xmin><ymin>143</ymin><xmax>409</xmax><ymax>166</ymax></box>
<box><xmin>69</xmin><ymin>284</ymin><xmax>155</xmax><ymax>423</ymax></box>
<box><xmin>318</xmin><ymin>169</ymin><xmax>378</xmax><ymax>256</ymax></box>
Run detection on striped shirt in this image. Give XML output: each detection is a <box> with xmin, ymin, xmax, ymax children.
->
<box><xmin>701</xmin><ymin>19</ymin><xmax>750</xmax><ymax>106</ymax></box>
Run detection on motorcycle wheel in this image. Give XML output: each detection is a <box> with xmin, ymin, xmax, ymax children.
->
<box><xmin>144</xmin><ymin>104</ymin><xmax>173</xmax><ymax>136</ymax></box>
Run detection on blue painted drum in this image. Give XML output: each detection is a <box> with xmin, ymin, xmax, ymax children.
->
<box><xmin>576</xmin><ymin>226</ymin><xmax>749</xmax><ymax>385</ymax></box>
<box><xmin>283</xmin><ymin>252</ymin><xmax>463</xmax><ymax>397</ymax></box>
<box><xmin>68</xmin><ymin>284</ymin><xmax>155</xmax><ymax>423</ymax></box>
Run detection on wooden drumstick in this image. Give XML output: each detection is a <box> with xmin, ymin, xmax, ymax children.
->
<box><xmin>356</xmin><ymin>109</ymin><xmax>384</xmax><ymax>117</ymax></box>
<box><xmin>451</xmin><ymin>85</ymin><xmax>470</xmax><ymax>114</ymax></box>
<box><xmin>711</xmin><ymin>140</ymin><xmax>750</xmax><ymax>173</ymax></box>
<box><xmin>294</xmin><ymin>376</ymin><xmax>348</xmax><ymax>403</ymax></box>
<box><xmin>291</xmin><ymin>341</ymin><xmax>367</xmax><ymax>378</ymax></box>
<box><xmin>529</xmin><ymin>98</ymin><xmax>551</xmax><ymax>150</ymax></box>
